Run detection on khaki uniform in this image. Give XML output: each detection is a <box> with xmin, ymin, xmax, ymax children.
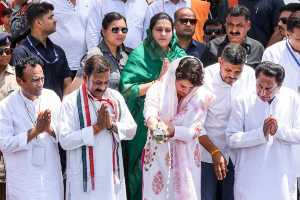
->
<box><xmin>0</xmin><ymin>65</ymin><xmax>18</xmax><ymax>200</ymax></box>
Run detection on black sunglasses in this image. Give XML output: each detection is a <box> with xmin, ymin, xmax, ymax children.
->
<box><xmin>205</xmin><ymin>28</ymin><xmax>224</xmax><ymax>36</ymax></box>
<box><xmin>178</xmin><ymin>18</ymin><xmax>197</xmax><ymax>25</ymax></box>
<box><xmin>0</xmin><ymin>47</ymin><xmax>12</xmax><ymax>56</ymax></box>
<box><xmin>279</xmin><ymin>17</ymin><xmax>288</xmax><ymax>25</ymax></box>
<box><xmin>111</xmin><ymin>27</ymin><xmax>128</xmax><ymax>34</ymax></box>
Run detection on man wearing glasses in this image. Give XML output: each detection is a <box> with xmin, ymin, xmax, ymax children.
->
<box><xmin>0</xmin><ymin>33</ymin><xmax>18</xmax><ymax>200</ymax></box>
<box><xmin>203</xmin><ymin>18</ymin><xmax>225</xmax><ymax>43</ymax></box>
<box><xmin>174</xmin><ymin>7</ymin><xmax>217</xmax><ymax>67</ymax></box>
<box><xmin>208</xmin><ymin>5</ymin><xmax>264</xmax><ymax>68</ymax></box>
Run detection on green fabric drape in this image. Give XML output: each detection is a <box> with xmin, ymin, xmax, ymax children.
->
<box><xmin>120</xmin><ymin>31</ymin><xmax>186</xmax><ymax>200</ymax></box>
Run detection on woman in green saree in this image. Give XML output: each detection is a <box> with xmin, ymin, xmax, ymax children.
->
<box><xmin>120</xmin><ymin>12</ymin><xmax>186</xmax><ymax>200</ymax></box>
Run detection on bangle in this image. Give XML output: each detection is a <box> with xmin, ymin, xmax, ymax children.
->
<box><xmin>211</xmin><ymin>149</ymin><xmax>220</xmax><ymax>156</ymax></box>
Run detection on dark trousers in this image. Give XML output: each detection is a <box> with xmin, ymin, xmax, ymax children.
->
<box><xmin>201</xmin><ymin>160</ymin><xmax>234</xmax><ymax>200</ymax></box>
<box><xmin>0</xmin><ymin>183</ymin><xmax>5</xmax><ymax>200</ymax></box>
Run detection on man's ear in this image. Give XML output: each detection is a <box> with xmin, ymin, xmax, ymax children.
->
<box><xmin>16</xmin><ymin>76</ymin><xmax>23</xmax><ymax>86</ymax></box>
<box><xmin>218</xmin><ymin>57</ymin><xmax>223</xmax><ymax>64</ymax></box>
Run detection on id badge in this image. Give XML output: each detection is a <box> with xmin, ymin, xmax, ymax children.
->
<box><xmin>31</xmin><ymin>143</ymin><xmax>45</xmax><ymax>166</ymax></box>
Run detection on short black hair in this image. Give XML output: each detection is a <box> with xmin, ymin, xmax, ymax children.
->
<box><xmin>279</xmin><ymin>3</ymin><xmax>300</xmax><ymax>14</ymax></box>
<box><xmin>15</xmin><ymin>56</ymin><xmax>43</xmax><ymax>79</ymax></box>
<box><xmin>102</xmin><ymin>12</ymin><xmax>127</xmax><ymax>30</ymax></box>
<box><xmin>204</xmin><ymin>18</ymin><xmax>224</xmax><ymax>30</ymax></box>
<box><xmin>1</xmin><ymin>8</ymin><xmax>12</xmax><ymax>17</ymax></box>
<box><xmin>84</xmin><ymin>55</ymin><xmax>110</xmax><ymax>77</ymax></box>
<box><xmin>27</xmin><ymin>2</ymin><xmax>54</xmax><ymax>27</ymax></box>
<box><xmin>221</xmin><ymin>44</ymin><xmax>247</xmax><ymax>65</ymax></box>
<box><xmin>287</xmin><ymin>11</ymin><xmax>300</xmax><ymax>32</ymax></box>
<box><xmin>149</xmin><ymin>12</ymin><xmax>174</xmax><ymax>32</ymax></box>
<box><xmin>175</xmin><ymin>57</ymin><xmax>204</xmax><ymax>86</ymax></box>
<box><xmin>227</xmin><ymin>5</ymin><xmax>250</xmax><ymax>21</ymax></box>
<box><xmin>255</xmin><ymin>61</ymin><xmax>285</xmax><ymax>86</ymax></box>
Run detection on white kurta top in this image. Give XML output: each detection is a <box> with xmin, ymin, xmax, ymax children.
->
<box><xmin>44</xmin><ymin>0</ymin><xmax>90</xmax><ymax>71</ymax></box>
<box><xmin>0</xmin><ymin>89</ymin><xmax>63</xmax><ymax>200</ymax></box>
<box><xmin>226</xmin><ymin>87</ymin><xmax>300</xmax><ymax>200</ymax></box>
<box><xmin>85</xmin><ymin>0</ymin><xmax>148</xmax><ymax>50</ymax></box>
<box><xmin>202</xmin><ymin>63</ymin><xmax>255</xmax><ymax>163</ymax></box>
<box><xmin>142</xmin><ymin>81</ymin><xmax>214</xmax><ymax>200</ymax></box>
<box><xmin>59</xmin><ymin>88</ymin><xmax>137</xmax><ymax>200</ymax></box>
<box><xmin>262</xmin><ymin>39</ymin><xmax>300</xmax><ymax>176</ymax></box>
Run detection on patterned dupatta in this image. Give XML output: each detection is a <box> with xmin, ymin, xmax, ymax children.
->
<box><xmin>77</xmin><ymin>82</ymin><xmax>121</xmax><ymax>192</ymax></box>
<box><xmin>159</xmin><ymin>57</ymin><xmax>203</xmax><ymax>200</ymax></box>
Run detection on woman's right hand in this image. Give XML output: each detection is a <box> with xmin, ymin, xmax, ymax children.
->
<box><xmin>158</xmin><ymin>58</ymin><xmax>169</xmax><ymax>81</ymax></box>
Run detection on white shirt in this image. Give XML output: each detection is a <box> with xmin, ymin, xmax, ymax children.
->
<box><xmin>85</xmin><ymin>0</ymin><xmax>148</xmax><ymax>50</ymax></box>
<box><xmin>44</xmin><ymin>0</ymin><xmax>90</xmax><ymax>71</ymax></box>
<box><xmin>262</xmin><ymin>39</ymin><xmax>300</xmax><ymax>91</ymax></box>
<box><xmin>0</xmin><ymin>89</ymin><xmax>63</xmax><ymax>200</ymax></box>
<box><xmin>202</xmin><ymin>63</ymin><xmax>256</xmax><ymax>163</ymax></box>
<box><xmin>59</xmin><ymin>88</ymin><xmax>137</xmax><ymax>200</ymax></box>
<box><xmin>143</xmin><ymin>0</ymin><xmax>191</xmax><ymax>39</ymax></box>
<box><xmin>262</xmin><ymin>39</ymin><xmax>300</xmax><ymax>176</ymax></box>
<box><xmin>226</xmin><ymin>87</ymin><xmax>300</xmax><ymax>200</ymax></box>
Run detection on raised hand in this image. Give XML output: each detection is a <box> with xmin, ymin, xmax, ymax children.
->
<box><xmin>158</xmin><ymin>58</ymin><xmax>169</xmax><ymax>80</ymax></box>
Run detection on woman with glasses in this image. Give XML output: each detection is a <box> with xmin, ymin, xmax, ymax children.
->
<box><xmin>120</xmin><ymin>12</ymin><xmax>186</xmax><ymax>200</ymax></box>
<box><xmin>87</xmin><ymin>12</ymin><xmax>131</xmax><ymax>90</ymax></box>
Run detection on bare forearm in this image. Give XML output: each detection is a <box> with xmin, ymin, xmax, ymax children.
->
<box><xmin>138</xmin><ymin>81</ymin><xmax>155</xmax><ymax>96</ymax></box>
<box><xmin>198</xmin><ymin>135</ymin><xmax>219</xmax><ymax>153</ymax></box>
<box><xmin>27</xmin><ymin>128</ymin><xmax>40</xmax><ymax>143</ymax></box>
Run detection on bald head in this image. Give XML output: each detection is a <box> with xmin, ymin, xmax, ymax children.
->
<box><xmin>174</xmin><ymin>7</ymin><xmax>195</xmax><ymax>21</ymax></box>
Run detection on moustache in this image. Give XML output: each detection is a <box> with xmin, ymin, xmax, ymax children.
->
<box><xmin>95</xmin><ymin>89</ymin><xmax>105</xmax><ymax>93</ymax></box>
<box><xmin>230</xmin><ymin>32</ymin><xmax>240</xmax><ymax>36</ymax></box>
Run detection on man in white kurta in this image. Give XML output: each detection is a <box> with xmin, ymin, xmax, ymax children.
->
<box><xmin>262</xmin><ymin>13</ymin><xmax>300</xmax><ymax>193</ymax></box>
<box><xmin>202</xmin><ymin>44</ymin><xmax>255</xmax><ymax>200</ymax></box>
<box><xmin>226</xmin><ymin>62</ymin><xmax>300</xmax><ymax>200</ymax></box>
<box><xmin>59</xmin><ymin>55</ymin><xmax>137</xmax><ymax>200</ymax></box>
<box><xmin>0</xmin><ymin>57</ymin><xmax>63</xmax><ymax>200</ymax></box>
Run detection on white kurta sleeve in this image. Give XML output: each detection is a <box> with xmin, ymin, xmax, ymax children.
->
<box><xmin>85</xmin><ymin>0</ymin><xmax>102</xmax><ymax>50</ymax></box>
<box><xmin>142</xmin><ymin>6</ymin><xmax>154</xmax><ymax>39</ymax></box>
<box><xmin>144</xmin><ymin>82</ymin><xmax>160</xmax><ymax>122</ymax></box>
<box><xmin>113</xmin><ymin>92</ymin><xmax>137</xmax><ymax>141</ymax></box>
<box><xmin>49</xmin><ymin>92</ymin><xmax>62</xmax><ymax>144</ymax></box>
<box><xmin>59</xmin><ymin>97</ymin><xmax>95</xmax><ymax>151</ymax></box>
<box><xmin>0</xmin><ymin>103</ymin><xmax>29</xmax><ymax>153</ymax></box>
<box><xmin>261</xmin><ymin>48</ymin><xmax>274</xmax><ymax>62</ymax></box>
<box><xmin>171</xmin><ymin>92</ymin><xmax>213</xmax><ymax>142</ymax></box>
<box><xmin>275</xmin><ymin>96</ymin><xmax>300</xmax><ymax>144</ymax></box>
<box><xmin>226</xmin><ymin>99</ymin><xmax>268</xmax><ymax>149</ymax></box>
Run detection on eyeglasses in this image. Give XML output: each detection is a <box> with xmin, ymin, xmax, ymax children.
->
<box><xmin>205</xmin><ymin>28</ymin><xmax>224</xmax><ymax>36</ymax></box>
<box><xmin>279</xmin><ymin>17</ymin><xmax>288</xmax><ymax>25</ymax></box>
<box><xmin>111</xmin><ymin>27</ymin><xmax>128</xmax><ymax>34</ymax></box>
<box><xmin>0</xmin><ymin>47</ymin><xmax>12</xmax><ymax>56</ymax></box>
<box><xmin>178</xmin><ymin>18</ymin><xmax>197</xmax><ymax>25</ymax></box>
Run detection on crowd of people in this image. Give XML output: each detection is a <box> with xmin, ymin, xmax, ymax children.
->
<box><xmin>0</xmin><ymin>0</ymin><xmax>300</xmax><ymax>200</ymax></box>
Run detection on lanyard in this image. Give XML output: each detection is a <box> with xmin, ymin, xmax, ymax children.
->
<box><xmin>286</xmin><ymin>40</ymin><xmax>300</xmax><ymax>68</ymax></box>
<box><xmin>26</xmin><ymin>36</ymin><xmax>59</xmax><ymax>64</ymax></box>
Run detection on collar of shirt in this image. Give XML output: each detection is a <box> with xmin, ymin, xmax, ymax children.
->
<box><xmin>4</xmin><ymin>64</ymin><xmax>15</xmax><ymax>75</ymax></box>
<box><xmin>19</xmin><ymin>89</ymin><xmax>41</xmax><ymax>106</ymax></box>
<box><xmin>28</xmin><ymin>34</ymin><xmax>54</xmax><ymax>49</ymax></box>
<box><xmin>220</xmin><ymin>36</ymin><xmax>252</xmax><ymax>54</ymax></box>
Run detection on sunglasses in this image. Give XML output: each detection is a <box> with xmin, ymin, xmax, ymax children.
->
<box><xmin>279</xmin><ymin>17</ymin><xmax>288</xmax><ymax>25</ymax></box>
<box><xmin>111</xmin><ymin>27</ymin><xmax>128</xmax><ymax>34</ymax></box>
<box><xmin>205</xmin><ymin>28</ymin><xmax>224</xmax><ymax>36</ymax></box>
<box><xmin>0</xmin><ymin>47</ymin><xmax>12</xmax><ymax>56</ymax></box>
<box><xmin>178</xmin><ymin>18</ymin><xmax>197</xmax><ymax>25</ymax></box>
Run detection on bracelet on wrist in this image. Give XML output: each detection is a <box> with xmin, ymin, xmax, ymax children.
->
<box><xmin>211</xmin><ymin>149</ymin><xmax>220</xmax><ymax>156</ymax></box>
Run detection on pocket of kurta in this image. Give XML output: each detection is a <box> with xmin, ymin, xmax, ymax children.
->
<box><xmin>31</xmin><ymin>144</ymin><xmax>45</xmax><ymax>166</ymax></box>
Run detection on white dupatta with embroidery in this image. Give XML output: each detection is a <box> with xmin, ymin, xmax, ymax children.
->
<box><xmin>142</xmin><ymin>56</ymin><xmax>214</xmax><ymax>200</ymax></box>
